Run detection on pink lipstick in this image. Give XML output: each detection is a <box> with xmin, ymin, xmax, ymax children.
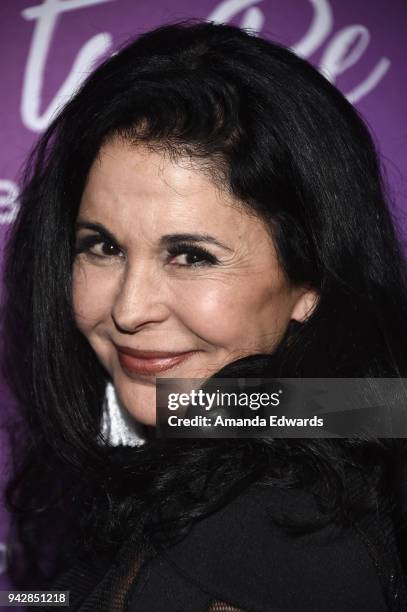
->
<box><xmin>115</xmin><ymin>345</ymin><xmax>198</xmax><ymax>377</ymax></box>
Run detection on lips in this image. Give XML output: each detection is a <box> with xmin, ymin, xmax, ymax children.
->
<box><xmin>115</xmin><ymin>345</ymin><xmax>198</xmax><ymax>376</ymax></box>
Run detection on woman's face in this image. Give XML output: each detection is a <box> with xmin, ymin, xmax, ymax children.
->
<box><xmin>72</xmin><ymin>137</ymin><xmax>316</xmax><ymax>424</ymax></box>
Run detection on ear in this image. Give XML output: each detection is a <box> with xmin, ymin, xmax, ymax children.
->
<box><xmin>290</xmin><ymin>288</ymin><xmax>319</xmax><ymax>323</ymax></box>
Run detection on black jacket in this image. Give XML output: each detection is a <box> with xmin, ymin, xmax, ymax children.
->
<box><xmin>35</xmin><ymin>480</ymin><xmax>407</xmax><ymax>612</ymax></box>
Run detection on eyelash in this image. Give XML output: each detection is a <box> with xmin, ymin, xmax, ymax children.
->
<box><xmin>167</xmin><ymin>242</ymin><xmax>219</xmax><ymax>267</ymax></box>
<box><xmin>74</xmin><ymin>236</ymin><xmax>219</xmax><ymax>268</ymax></box>
<box><xmin>75</xmin><ymin>235</ymin><xmax>123</xmax><ymax>260</ymax></box>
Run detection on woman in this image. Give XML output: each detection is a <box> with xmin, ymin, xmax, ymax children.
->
<box><xmin>3</xmin><ymin>21</ymin><xmax>407</xmax><ymax>611</ymax></box>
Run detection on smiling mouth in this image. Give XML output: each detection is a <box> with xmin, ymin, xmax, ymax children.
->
<box><xmin>115</xmin><ymin>347</ymin><xmax>199</xmax><ymax>377</ymax></box>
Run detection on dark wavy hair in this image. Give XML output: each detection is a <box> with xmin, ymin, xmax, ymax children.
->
<box><xmin>3</xmin><ymin>20</ymin><xmax>407</xmax><ymax>589</ymax></box>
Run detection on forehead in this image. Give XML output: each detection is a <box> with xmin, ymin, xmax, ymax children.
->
<box><xmin>79</xmin><ymin>137</ymin><xmax>269</xmax><ymax>245</ymax></box>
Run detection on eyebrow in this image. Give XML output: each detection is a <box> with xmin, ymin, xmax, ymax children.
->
<box><xmin>76</xmin><ymin>221</ymin><xmax>117</xmax><ymax>244</ymax></box>
<box><xmin>160</xmin><ymin>233</ymin><xmax>232</xmax><ymax>252</ymax></box>
<box><xmin>75</xmin><ymin>222</ymin><xmax>233</xmax><ymax>252</ymax></box>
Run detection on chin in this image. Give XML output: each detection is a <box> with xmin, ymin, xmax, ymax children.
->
<box><xmin>115</xmin><ymin>377</ymin><xmax>157</xmax><ymax>426</ymax></box>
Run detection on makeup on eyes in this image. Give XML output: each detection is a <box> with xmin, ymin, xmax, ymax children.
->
<box><xmin>75</xmin><ymin>234</ymin><xmax>122</xmax><ymax>257</ymax></box>
<box><xmin>75</xmin><ymin>221</ymin><xmax>124</xmax><ymax>260</ymax></box>
<box><xmin>167</xmin><ymin>242</ymin><xmax>219</xmax><ymax>267</ymax></box>
<box><xmin>75</xmin><ymin>236</ymin><xmax>219</xmax><ymax>267</ymax></box>
<box><xmin>74</xmin><ymin>227</ymin><xmax>222</xmax><ymax>267</ymax></box>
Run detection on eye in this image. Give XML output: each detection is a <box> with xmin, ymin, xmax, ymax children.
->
<box><xmin>167</xmin><ymin>243</ymin><xmax>219</xmax><ymax>267</ymax></box>
<box><xmin>75</xmin><ymin>235</ymin><xmax>124</xmax><ymax>260</ymax></box>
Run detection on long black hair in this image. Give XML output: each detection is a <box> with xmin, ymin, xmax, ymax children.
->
<box><xmin>3</xmin><ymin>20</ymin><xmax>407</xmax><ymax>588</ymax></box>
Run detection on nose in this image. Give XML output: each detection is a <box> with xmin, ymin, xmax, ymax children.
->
<box><xmin>111</xmin><ymin>262</ymin><xmax>170</xmax><ymax>333</ymax></box>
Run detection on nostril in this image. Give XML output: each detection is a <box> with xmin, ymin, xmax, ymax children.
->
<box><xmin>111</xmin><ymin>302</ymin><xmax>170</xmax><ymax>333</ymax></box>
<box><xmin>111</xmin><ymin>312</ymin><xmax>138</xmax><ymax>334</ymax></box>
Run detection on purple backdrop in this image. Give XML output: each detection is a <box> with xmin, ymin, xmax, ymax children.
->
<box><xmin>1</xmin><ymin>0</ymin><xmax>406</xmax><ymax>590</ymax></box>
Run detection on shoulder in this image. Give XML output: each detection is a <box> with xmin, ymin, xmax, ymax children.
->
<box><xmin>159</xmin><ymin>483</ymin><xmax>390</xmax><ymax>611</ymax></box>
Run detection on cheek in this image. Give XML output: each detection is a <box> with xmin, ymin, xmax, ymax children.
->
<box><xmin>172</xmin><ymin>279</ymin><xmax>268</xmax><ymax>346</ymax></box>
<box><xmin>173</xmin><ymin>275</ymin><xmax>291</xmax><ymax>350</ymax></box>
<box><xmin>71</xmin><ymin>262</ymin><xmax>116</xmax><ymax>333</ymax></box>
